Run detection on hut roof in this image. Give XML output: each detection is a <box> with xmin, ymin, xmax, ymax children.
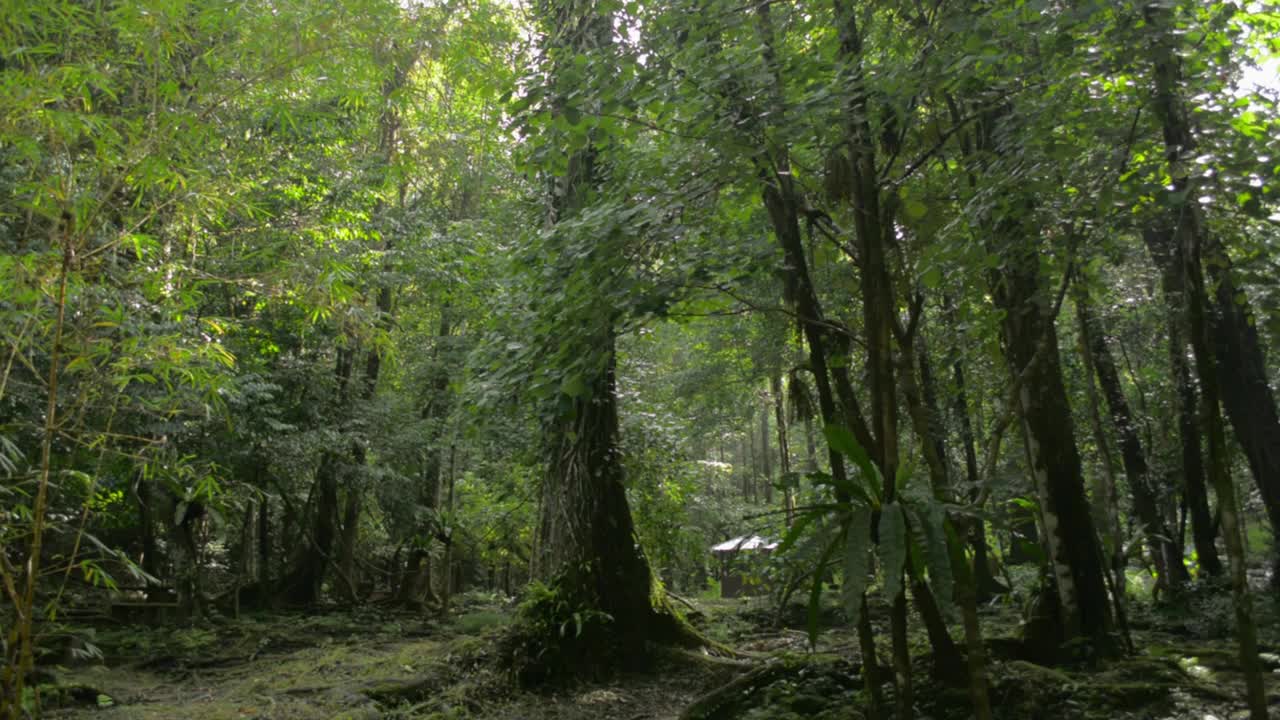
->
<box><xmin>711</xmin><ymin>535</ymin><xmax>779</xmax><ymax>553</ymax></box>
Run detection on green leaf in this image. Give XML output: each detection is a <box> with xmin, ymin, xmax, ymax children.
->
<box><xmin>880</xmin><ymin>502</ymin><xmax>908</xmax><ymax>600</ymax></box>
<box><xmin>843</xmin><ymin>506</ymin><xmax>873</xmax><ymax>627</ymax></box>
<box><xmin>561</xmin><ymin>373</ymin><xmax>587</xmax><ymax>398</ymax></box>
<box><xmin>904</xmin><ymin>197</ymin><xmax>928</xmax><ymax>220</ymax></box>
<box><xmin>822</xmin><ymin>424</ymin><xmax>881</xmax><ymax>505</ymax></box>
<box><xmin>777</xmin><ymin>507</ymin><xmax>821</xmax><ymax>556</ymax></box>
<box><xmin>808</xmin><ymin>533</ymin><xmax>840</xmax><ymax>649</ymax></box>
<box><xmin>915</xmin><ymin>501</ymin><xmax>955</xmax><ymax>620</ymax></box>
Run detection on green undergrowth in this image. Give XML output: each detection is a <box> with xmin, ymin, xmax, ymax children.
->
<box><xmin>33</xmin><ymin>584</ymin><xmax>1280</xmax><ymax>720</ymax></box>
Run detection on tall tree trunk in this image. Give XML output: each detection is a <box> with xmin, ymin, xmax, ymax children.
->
<box><xmin>944</xmin><ymin>299</ymin><xmax>1005</xmax><ymax>600</ymax></box>
<box><xmin>825</xmin><ymin>0</ymin><xmax>912</xmax><ymax>707</ymax></box>
<box><xmin>257</xmin><ymin>493</ymin><xmax>271</xmax><ymax>586</ymax></box>
<box><xmin>171</xmin><ymin>503</ymin><xmax>204</xmax><ymax>622</ymax></box>
<box><xmin>952</xmin><ymin>377</ymin><xmax>1001</xmax><ymax>599</ymax></box>
<box><xmin>761</xmin><ymin>389</ymin><xmax>773</xmax><ymax>505</ymax></box>
<box><xmin>336</xmin><ymin>484</ymin><xmax>362</xmax><ymax>601</ymax></box>
<box><xmin>1177</xmin><ymin>214</ymin><xmax>1270</xmax><ymax>720</ymax></box>
<box><xmin>993</xmin><ymin>245</ymin><xmax>1113</xmax><ymax>651</ymax></box>
<box><xmin>281</xmin><ymin>348</ymin><xmax>353</xmax><ymax>604</ymax></box>
<box><xmin>898</xmin><ymin>328</ymin><xmax>970</xmax><ymax>685</ymax></box>
<box><xmin>395</xmin><ymin>307</ymin><xmax>454</xmax><ymax>608</ymax></box>
<box><xmin>1206</xmin><ymin>253</ymin><xmax>1280</xmax><ymax>582</ymax></box>
<box><xmin>753</xmin><ymin>84</ymin><xmax>885</xmax><ymax>720</ymax></box>
<box><xmin>1142</xmin><ymin>196</ymin><xmax>1223</xmax><ymax>579</ymax></box>
<box><xmin>137</xmin><ymin>473</ymin><xmax>159</xmax><ymax>583</ymax></box>
<box><xmin>773</xmin><ymin>374</ymin><xmax>794</xmax><ymax>524</ymax></box>
<box><xmin>968</xmin><ymin>93</ymin><xmax>1113</xmax><ymax>651</ymax></box>
<box><xmin>1142</xmin><ymin>4</ymin><xmax>1278</xmax><ymax>584</ymax></box>
<box><xmin>1145</xmin><ymin>8</ymin><xmax>1268</xmax><ymax>713</ymax></box>
<box><xmin>440</xmin><ymin>444</ymin><xmax>457</xmax><ymax>614</ymax></box>
<box><xmin>1172</xmin><ymin>321</ymin><xmax>1221</xmax><ymax>576</ymax></box>
<box><xmin>1076</xmin><ymin>292</ymin><xmax>1189</xmax><ymax>591</ymax></box>
<box><xmin>532</xmin><ymin>333</ymin><xmax>673</xmax><ymax>659</ymax></box>
<box><xmin>523</xmin><ymin>0</ymin><xmax>697</xmax><ymax>680</ymax></box>
<box><xmin>1073</xmin><ymin>300</ymin><xmax>1128</xmax><ymax>605</ymax></box>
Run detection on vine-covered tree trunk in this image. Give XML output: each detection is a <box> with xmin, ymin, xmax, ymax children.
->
<box><xmin>519</xmin><ymin>0</ymin><xmax>699</xmax><ymax>682</ymax></box>
<box><xmin>532</xmin><ymin>334</ymin><xmax>659</xmax><ymax>648</ymax></box>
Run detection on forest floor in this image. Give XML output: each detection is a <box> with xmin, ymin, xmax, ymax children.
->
<box><xmin>37</xmin><ymin>581</ymin><xmax>1280</xmax><ymax>720</ymax></box>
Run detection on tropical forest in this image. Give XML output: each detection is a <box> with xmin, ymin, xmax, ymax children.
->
<box><xmin>2</xmin><ymin>0</ymin><xmax>1280</xmax><ymax>718</ymax></box>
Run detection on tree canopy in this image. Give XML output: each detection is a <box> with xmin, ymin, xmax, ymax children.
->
<box><xmin>2</xmin><ymin>0</ymin><xmax>1279</xmax><ymax>718</ymax></box>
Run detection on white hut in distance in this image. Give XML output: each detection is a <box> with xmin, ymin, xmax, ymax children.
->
<box><xmin>710</xmin><ymin>535</ymin><xmax>778</xmax><ymax>598</ymax></box>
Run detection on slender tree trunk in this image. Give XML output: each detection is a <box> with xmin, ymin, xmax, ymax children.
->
<box><xmin>898</xmin><ymin>328</ymin><xmax>969</xmax><ymax>684</ymax></box>
<box><xmin>138</xmin><ymin>474</ymin><xmax>159</xmax><ymax>582</ymax></box>
<box><xmin>1172</xmin><ymin>324</ymin><xmax>1221</xmax><ymax>576</ymax></box>
<box><xmin>995</xmin><ymin>248</ymin><xmax>1113</xmax><ymax>650</ymax></box>
<box><xmin>440</xmin><ymin>445</ymin><xmax>457</xmax><ymax>614</ymax></box>
<box><xmin>761</xmin><ymin>390</ymin><xmax>773</xmax><ymax>505</ymax></box>
<box><xmin>1206</xmin><ymin>254</ymin><xmax>1280</xmax><ymax>583</ymax></box>
<box><xmin>1073</xmin><ymin>299</ymin><xmax>1128</xmax><ymax>605</ymax></box>
<box><xmin>773</xmin><ymin>374</ymin><xmax>795</xmax><ymax>525</ymax></box>
<box><xmin>2</xmin><ymin>228</ymin><xmax>70</xmax><ymax>715</ymax></box>
<box><xmin>337</xmin><ymin>486</ymin><xmax>362</xmax><ymax>600</ymax></box>
<box><xmin>944</xmin><ymin>299</ymin><xmax>1006</xmax><ymax>600</ymax></box>
<box><xmin>257</xmin><ymin>494</ymin><xmax>271</xmax><ymax>586</ymax></box>
<box><xmin>753</xmin><ymin>86</ymin><xmax>885</xmax><ymax>720</ymax></box>
<box><xmin>803</xmin><ymin>415</ymin><xmax>819</xmax><ymax>473</ymax></box>
<box><xmin>1077</xmin><ymin>292</ymin><xmax>1189</xmax><ymax>590</ymax></box>
<box><xmin>172</xmin><ymin>507</ymin><xmax>203</xmax><ymax>621</ymax></box>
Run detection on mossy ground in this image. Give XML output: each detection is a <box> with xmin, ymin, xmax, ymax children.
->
<box><xmin>36</xmin><ymin>586</ymin><xmax>1280</xmax><ymax>719</ymax></box>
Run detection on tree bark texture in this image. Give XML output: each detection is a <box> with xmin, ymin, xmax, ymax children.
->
<box><xmin>991</xmin><ymin>240</ymin><xmax>1113</xmax><ymax>648</ymax></box>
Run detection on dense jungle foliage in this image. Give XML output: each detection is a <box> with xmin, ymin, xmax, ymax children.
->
<box><xmin>2</xmin><ymin>0</ymin><xmax>1280</xmax><ymax>717</ymax></box>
